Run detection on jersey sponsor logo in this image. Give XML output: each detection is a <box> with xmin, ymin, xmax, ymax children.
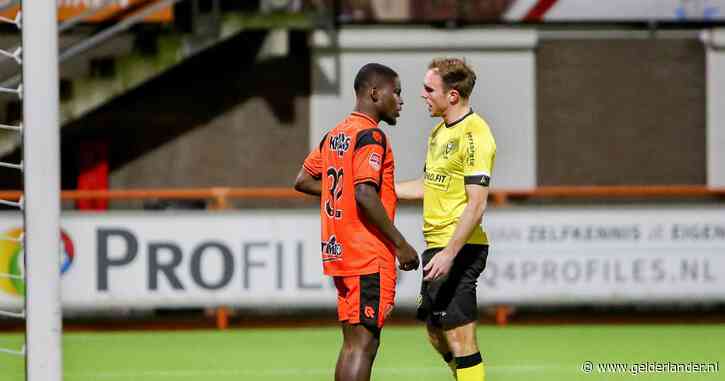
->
<box><xmin>364</xmin><ymin>305</ymin><xmax>376</xmax><ymax>319</ymax></box>
<box><xmin>329</xmin><ymin>133</ymin><xmax>351</xmax><ymax>157</ymax></box>
<box><xmin>465</xmin><ymin>132</ymin><xmax>477</xmax><ymax>166</ymax></box>
<box><xmin>368</xmin><ymin>152</ymin><xmax>382</xmax><ymax>171</ymax></box>
<box><xmin>424</xmin><ymin>170</ymin><xmax>450</xmax><ymax>191</ymax></box>
<box><xmin>321</xmin><ymin>235</ymin><xmax>343</xmax><ymax>262</ymax></box>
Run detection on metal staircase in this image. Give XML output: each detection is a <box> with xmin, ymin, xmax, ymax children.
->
<box><xmin>0</xmin><ymin>0</ymin><xmax>321</xmax><ymax>158</ymax></box>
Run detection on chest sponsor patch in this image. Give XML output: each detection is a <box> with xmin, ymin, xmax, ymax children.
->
<box><xmin>321</xmin><ymin>235</ymin><xmax>343</xmax><ymax>263</ymax></box>
<box><xmin>329</xmin><ymin>133</ymin><xmax>350</xmax><ymax>157</ymax></box>
<box><xmin>424</xmin><ymin>170</ymin><xmax>450</xmax><ymax>191</ymax></box>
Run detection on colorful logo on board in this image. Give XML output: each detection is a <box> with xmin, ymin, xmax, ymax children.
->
<box><xmin>0</xmin><ymin>228</ymin><xmax>75</xmax><ymax>297</ymax></box>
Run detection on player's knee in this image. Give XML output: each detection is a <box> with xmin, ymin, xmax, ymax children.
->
<box><xmin>343</xmin><ymin>339</ymin><xmax>379</xmax><ymax>359</ymax></box>
<box><xmin>444</xmin><ymin>325</ymin><xmax>478</xmax><ymax>355</ymax></box>
<box><xmin>360</xmin><ymin>334</ymin><xmax>380</xmax><ymax>355</ymax></box>
<box><xmin>343</xmin><ymin>327</ymin><xmax>379</xmax><ymax>355</ymax></box>
<box><xmin>445</xmin><ymin>337</ymin><xmax>464</xmax><ymax>355</ymax></box>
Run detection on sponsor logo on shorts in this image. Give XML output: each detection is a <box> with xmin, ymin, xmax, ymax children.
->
<box><xmin>364</xmin><ymin>305</ymin><xmax>376</xmax><ymax>319</ymax></box>
<box><xmin>329</xmin><ymin>133</ymin><xmax>350</xmax><ymax>157</ymax></box>
<box><xmin>368</xmin><ymin>152</ymin><xmax>381</xmax><ymax>171</ymax></box>
<box><xmin>321</xmin><ymin>235</ymin><xmax>343</xmax><ymax>262</ymax></box>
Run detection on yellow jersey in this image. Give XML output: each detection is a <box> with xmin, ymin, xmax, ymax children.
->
<box><xmin>423</xmin><ymin>110</ymin><xmax>496</xmax><ymax>249</ymax></box>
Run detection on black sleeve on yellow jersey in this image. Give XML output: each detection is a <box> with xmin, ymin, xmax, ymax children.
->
<box><xmin>354</xmin><ymin>128</ymin><xmax>387</xmax><ymax>151</ymax></box>
<box><xmin>464</xmin><ymin>174</ymin><xmax>491</xmax><ymax>187</ymax></box>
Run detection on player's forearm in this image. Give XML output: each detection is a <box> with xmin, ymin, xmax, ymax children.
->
<box><xmin>355</xmin><ymin>183</ymin><xmax>406</xmax><ymax>248</ymax></box>
<box><xmin>395</xmin><ymin>177</ymin><xmax>424</xmax><ymax>200</ymax></box>
<box><xmin>446</xmin><ymin>196</ymin><xmax>488</xmax><ymax>255</ymax></box>
<box><xmin>293</xmin><ymin>168</ymin><xmax>321</xmax><ymax>196</ymax></box>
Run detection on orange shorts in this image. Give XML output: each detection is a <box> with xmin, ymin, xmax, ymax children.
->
<box><xmin>333</xmin><ymin>271</ymin><xmax>396</xmax><ymax>330</ymax></box>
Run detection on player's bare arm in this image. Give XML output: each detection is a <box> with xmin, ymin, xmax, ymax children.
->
<box><xmin>355</xmin><ymin>182</ymin><xmax>420</xmax><ymax>271</ymax></box>
<box><xmin>423</xmin><ymin>184</ymin><xmax>488</xmax><ymax>281</ymax></box>
<box><xmin>293</xmin><ymin>167</ymin><xmax>321</xmax><ymax>196</ymax></box>
<box><xmin>395</xmin><ymin>177</ymin><xmax>424</xmax><ymax>200</ymax></box>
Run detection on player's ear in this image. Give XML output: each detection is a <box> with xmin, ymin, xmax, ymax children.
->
<box><xmin>448</xmin><ymin>89</ymin><xmax>460</xmax><ymax>105</ymax></box>
<box><xmin>370</xmin><ymin>86</ymin><xmax>379</xmax><ymax>103</ymax></box>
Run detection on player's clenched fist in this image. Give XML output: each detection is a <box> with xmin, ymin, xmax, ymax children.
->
<box><xmin>396</xmin><ymin>241</ymin><xmax>420</xmax><ymax>271</ymax></box>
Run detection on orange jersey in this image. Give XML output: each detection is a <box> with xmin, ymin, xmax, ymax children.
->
<box><xmin>303</xmin><ymin>112</ymin><xmax>397</xmax><ymax>276</ymax></box>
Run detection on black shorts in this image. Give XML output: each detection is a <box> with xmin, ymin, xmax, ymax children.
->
<box><xmin>416</xmin><ymin>244</ymin><xmax>488</xmax><ymax>329</ymax></box>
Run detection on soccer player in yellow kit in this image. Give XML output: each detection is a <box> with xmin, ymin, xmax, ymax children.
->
<box><xmin>397</xmin><ymin>57</ymin><xmax>496</xmax><ymax>381</ymax></box>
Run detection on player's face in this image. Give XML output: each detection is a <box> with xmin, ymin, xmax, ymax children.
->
<box><xmin>378</xmin><ymin>76</ymin><xmax>403</xmax><ymax>126</ymax></box>
<box><xmin>421</xmin><ymin>69</ymin><xmax>449</xmax><ymax>117</ymax></box>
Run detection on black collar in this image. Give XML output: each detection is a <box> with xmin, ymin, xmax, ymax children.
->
<box><xmin>445</xmin><ymin>109</ymin><xmax>474</xmax><ymax>128</ymax></box>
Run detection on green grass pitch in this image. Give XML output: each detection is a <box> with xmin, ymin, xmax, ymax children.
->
<box><xmin>1</xmin><ymin>324</ymin><xmax>723</xmax><ymax>380</ymax></box>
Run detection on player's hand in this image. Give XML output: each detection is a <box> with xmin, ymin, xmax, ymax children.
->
<box><xmin>395</xmin><ymin>241</ymin><xmax>419</xmax><ymax>271</ymax></box>
<box><xmin>423</xmin><ymin>248</ymin><xmax>455</xmax><ymax>281</ymax></box>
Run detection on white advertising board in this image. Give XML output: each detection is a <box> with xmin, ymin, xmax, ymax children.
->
<box><xmin>0</xmin><ymin>205</ymin><xmax>723</xmax><ymax>309</ymax></box>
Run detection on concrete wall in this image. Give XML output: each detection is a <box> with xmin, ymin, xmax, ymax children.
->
<box><xmin>310</xmin><ymin>28</ymin><xmax>538</xmax><ymax>189</ymax></box>
<box><xmin>537</xmin><ymin>38</ymin><xmax>706</xmax><ymax>185</ymax></box>
<box><xmin>60</xmin><ymin>31</ymin><xmax>310</xmax><ymax>194</ymax></box>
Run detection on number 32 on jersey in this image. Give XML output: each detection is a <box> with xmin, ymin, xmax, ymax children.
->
<box><xmin>325</xmin><ymin>167</ymin><xmax>343</xmax><ymax>219</ymax></box>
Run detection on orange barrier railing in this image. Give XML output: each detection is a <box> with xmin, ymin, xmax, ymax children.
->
<box><xmin>489</xmin><ymin>185</ymin><xmax>725</xmax><ymax>205</ymax></box>
<box><xmin>1</xmin><ymin>185</ymin><xmax>724</xmax><ymax>210</ymax></box>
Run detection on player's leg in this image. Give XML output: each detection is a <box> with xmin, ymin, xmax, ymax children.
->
<box><xmin>444</xmin><ymin>322</ymin><xmax>485</xmax><ymax>381</ymax></box>
<box><xmin>417</xmin><ymin>248</ymin><xmax>458</xmax><ymax>378</ymax></box>
<box><xmin>433</xmin><ymin>245</ymin><xmax>490</xmax><ymax>381</ymax></box>
<box><xmin>333</xmin><ymin>273</ymin><xmax>388</xmax><ymax>381</ymax></box>
<box><xmin>335</xmin><ymin>322</ymin><xmax>380</xmax><ymax>381</ymax></box>
<box><xmin>426</xmin><ymin>323</ymin><xmax>458</xmax><ymax>378</ymax></box>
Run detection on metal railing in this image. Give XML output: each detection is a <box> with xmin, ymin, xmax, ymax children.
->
<box><xmin>0</xmin><ymin>185</ymin><xmax>722</xmax><ymax>210</ymax></box>
<box><xmin>1</xmin><ymin>0</ymin><xmax>183</xmax><ymax>88</ymax></box>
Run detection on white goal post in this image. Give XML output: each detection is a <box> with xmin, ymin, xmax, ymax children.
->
<box><xmin>22</xmin><ymin>1</ymin><xmax>63</xmax><ymax>381</ymax></box>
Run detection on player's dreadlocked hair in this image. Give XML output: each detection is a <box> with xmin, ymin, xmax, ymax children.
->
<box><xmin>428</xmin><ymin>57</ymin><xmax>477</xmax><ymax>99</ymax></box>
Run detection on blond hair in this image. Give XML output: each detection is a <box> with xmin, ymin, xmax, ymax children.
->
<box><xmin>428</xmin><ymin>57</ymin><xmax>476</xmax><ymax>99</ymax></box>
